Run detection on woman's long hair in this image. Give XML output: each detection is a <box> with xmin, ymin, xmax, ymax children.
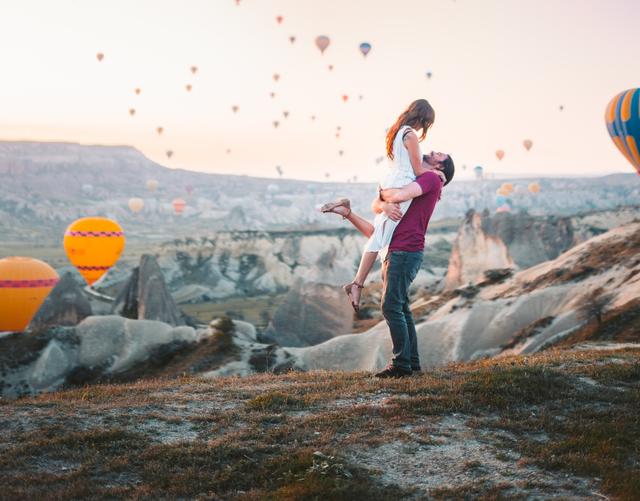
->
<box><xmin>385</xmin><ymin>99</ymin><xmax>435</xmax><ymax>160</ymax></box>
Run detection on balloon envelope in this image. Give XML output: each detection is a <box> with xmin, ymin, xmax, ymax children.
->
<box><xmin>128</xmin><ymin>198</ymin><xmax>144</xmax><ymax>213</ymax></box>
<box><xmin>528</xmin><ymin>182</ymin><xmax>541</xmax><ymax>194</ymax></box>
<box><xmin>0</xmin><ymin>257</ymin><xmax>59</xmax><ymax>332</ymax></box>
<box><xmin>495</xmin><ymin>150</ymin><xmax>505</xmax><ymax>161</ymax></box>
<box><xmin>96</xmin><ymin>52</ymin><xmax>104</xmax><ymax>62</ymax></box>
<box><xmin>173</xmin><ymin>198</ymin><xmax>187</xmax><ymax>215</ymax></box>
<box><xmin>146</xmin><ymin>179</ymin><xmax>159</xmax><ymax>192</ymax></box>
<box><xmin>359</xmin><ymin>42</ymin><xmax>372</xmax><ymax>57</ymax></box>
<box><xmin>605</xmin><ymin>88</ymin><xmax>640</xmax><ymax>175</ymax></box>
<box><xmin>64</xmin><ymin>217</ymin><xmax>125</xmax><ymax>285</ymax></box>
<box><xmin>315</xmin><ymin>35</ymin><xmax>330</xmax><ymax>54</ymax></box>
<box><xmin>523</xmin><ymin>139</ymin><xmax>533</xmax><ymax>151</ymax></box>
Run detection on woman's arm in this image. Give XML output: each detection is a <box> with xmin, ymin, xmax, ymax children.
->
<box><xmin>404</xmin><ymin>130</ymin><xmax>429</xmax><ymax>177</ymax></box>
<box><xmin>371</xmin><ymin>197</ymin><xmax>403</xmax><ymax>221</ymax></box>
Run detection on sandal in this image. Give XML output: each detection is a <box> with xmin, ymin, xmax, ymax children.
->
<box><xmin>320</xmin><ymin>198</ymin><xmax>351</xmax><ymax>219</ymax></box>
<box><xmin>343</xmin><ymin>281</ymin><xmax>364</xmax><ymax>313</ymax></box>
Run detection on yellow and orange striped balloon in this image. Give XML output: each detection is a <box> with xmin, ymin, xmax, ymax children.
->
<box><xmin>605</xmin><ymin>88</ymin><xmax>640</xmax><ymax>175</ymax></box>
<box><xmin>0</xmin><ymin>257</ymin><xmax>59</xmax><ymax>332</ymax></box>
<box><xmin>63</xmin><ymin>217</ymin><xmax>125</xmax><ymax>285</ymax></box>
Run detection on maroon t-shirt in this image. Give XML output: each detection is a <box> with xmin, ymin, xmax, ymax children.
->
<box><xmin>388</xmin><ymin>171</ymin><xmax>442</xmax><ymax>253</ymax></box>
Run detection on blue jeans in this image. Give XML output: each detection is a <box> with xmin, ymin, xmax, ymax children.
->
<box><xmin>381</xmin><ymin>251</ymin><xmax>423</xmax><ymax>371</ymax></box>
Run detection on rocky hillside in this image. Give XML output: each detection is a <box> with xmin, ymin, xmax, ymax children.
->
<box><xmin>1</xmin><ymin>345</ymin><xmax>638</xmax><ymax>499</ymax></box>
<box><xmin>0</xmin><ymin>141</ymin><xmax>638</xmax><ymax>242</ymax></box>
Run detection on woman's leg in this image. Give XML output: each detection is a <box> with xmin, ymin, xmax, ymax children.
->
<box><xmin>327</xmin><ymin>205</ymin><xmax>375</xmax><ymax>237</ymax></box>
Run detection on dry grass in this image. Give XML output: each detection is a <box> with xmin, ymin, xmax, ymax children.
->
<box><xmin>1</xmin><ymin>347</ymin><xmax>638</xmax><ymax>500</ymax></box>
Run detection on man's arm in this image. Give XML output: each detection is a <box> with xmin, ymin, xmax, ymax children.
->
<box><xmin>380</xmin><ymin>181</ymin><xmax>423</xmax><ymax>204</ymax></box>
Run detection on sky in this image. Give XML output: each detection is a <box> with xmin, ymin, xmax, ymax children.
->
<box><xmin>0</xmin><ymin>0</ymin><xmax>639</xmax><ymax>182</ymax></box>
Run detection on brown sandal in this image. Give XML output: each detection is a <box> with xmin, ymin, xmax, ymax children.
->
<box><xmin>320</xmin><ymin>198</ymin><xmax>351</xmax><ymax>219</ymax></box>
<box><xmin>343</xmin><ymin>281</ymin><xmax>364</xmax><ymax>313</ymax></box>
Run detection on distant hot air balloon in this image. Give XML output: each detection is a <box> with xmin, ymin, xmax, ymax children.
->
<box><xmin>166</xmin><ymin>150</ymin><xmax>174</xmax><ymax>159</ymax></box>
<box><xmin>501</xmin><ymin>182</ymin><xmax>514</xmax><ymax>193</ymax></box>
<box><xmin>273</xmin><ymin>73</ymin><xmax>280</xmax><ymax>82</ymax></box>
<box><xmin>232</xmin><ymin>105</ymin><xmax>239</xmax><ymax>113</ymax></box>
<box><xmin>359</xmin><ymin>42</ymin><xmax>372</xmax><ymax>57</ymax></box>
<box><xmin>496</xmin><ymin>188</ymin><xmax>509</xmax><ymax>197</ymax></box>
<box><xmin>336</xmin><ymin>126</ymin><xmax>341</xmax><ymax>131</ymax></box>
<box><xmin>335</xmin><ymin>133</ymin><xmax>340</xmax><ymax>138</ymax></box>
<box><xmin>96</xmin><ymin>52</ymin><xmax>104</xmax><ymax>62</ymax></box>
<box><xmin>462</xmin><ymin>164</ymin><xmax>467</xmax><ymax>171</ymax></box>
<box><xmin>186</xmin><ymin>184</ymin><xmax>194</xmax><ymax>196</ymax></box>
<box><xmin>134</xmin><ymin>88</ymin><xmax>141</xmax><ymax>95</ymax></box>
<box><xmin>0</xmin><ymin>257</ymin><xmax>59</xmax><ymax>332</ymax></box>
<box><xmin>276</xmin><ymin>165</ymin><xmax>283</xmax><ymax>176</ymax></box>
<box><xmin>528</xmin><ymin>182</ymin><xmax>541</xmax><ymax>194</ymax></box>
<box><xmin>342</xmin><ymin>95</ymin><xmax>349</xmax><ymax>103</ymax></box>
<box><xmin>495</xmin><ymin>150</ymin><xmax>505</xmax><ymax>161</ymax></box>
<box><xmin>289</xmin><ymin>36</ymin><xmax>296</xmax><ymax>44</ymax></box>
<box><xmin>325</xmin><ymin>172</ymin><xmax>330</xmax><ymax>179</ymax></box>
<box><xmin>605</xmin><ymin>88</ymin><xmax>640</xmax><ymax>175</ymax></box>
<box><xmin>358</xmin><ymin>94</ymin><xmax>363</xmax><ymax>100</ymax></box>
<box><xmin>146</xmin><ymin>179</ymin><xmax>159</xmax><ymax>192</ymax></box>
<box><xmin>273</xmin><ymin>120</ymin><xmax>280</xmax><ymax>128</ymax></box>
<box><xmin>226</xmin><ymin>148</ymin><xmax>231</xmax><ymax>154</ymax></box>
<box><xmin>328</xmin><ymin>64</ymin><xmax>334</xmax><ymax>71</ymax></box>
<box><xmin>128</xmin><ymin>198</ymin><xmax>144</xmax><ymax>213</ymax></box>
<box><xmin>311</xmin><ymin>115</ymin><xmax>316</xmax><ymax>121</ymax></box>
<box><xmin>270</xmin><ymin>92</ymin><xmax>276</xmax><ymax>98</ymax></box>
<box><xmin>190</xmin><ymin>66</ymin><xmax>198</xmax><ymax>75</ymax></box>
<box><xmin>185</xmin><ymin>84</ymin><xmax>192</xmax><ymax>92</ymax></box>
<box><xmin>315</xmin><ymin>35</ymin><xmax>330</xmax><ymax>54</ymax></box>
<box><xmin>473</xmin><ymin>166</ymin><xmax>483</xmax><ymax>179</ymax></box>
<box><xmin>523</xmin><ymin>139</ymin><xmax>533</xmax><ymax>151</ymax></box>
<box><xmin>425</xmin><ymin>71</ymin><xmax>432</xmax><ymax>79</ymax></box>
<box><xmin>172</xmin><ymin>198</ymin><xmax>186</xmax><ymax>215</ymax></box>
<box><xmin>283</xmin><ymin>110</ymin><xmax>289</xmax><ymax>118</ymax></box>
<box><xmin>559</xmin><ymin>105</ymin><xmax>564</xmax><ymax>111</ymax></box>
<box><xmin>276</xmin><ymin>15</ymin><xmax>283</xmax><ymax>24</ymax></box>
<box><xmin>338</xmin><ymin>150</ymin><xmax>344</xmax><ymax>156</ymax></box>
<box><xmin>64</xmin><ymin>217</ymin><xmax>125</xmax><ymax>285</ymax></box>
<box><xmin>156</xmin><ymin>126</ymin><xmax>164</xmax><ymax>135</ymax></box>
<box><xmin>129</xmin><ymin>108</ymin><xmax>136</xmax><ymax>117</ymax></box>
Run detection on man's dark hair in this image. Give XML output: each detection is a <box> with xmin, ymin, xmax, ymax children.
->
<box><xmin>440</xmin><ymin>155</ymin><xmax>455</xmax><ymax>186</ymax></box>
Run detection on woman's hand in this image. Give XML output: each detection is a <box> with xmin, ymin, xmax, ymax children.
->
<box><xmin>382</xmin><ymin>202</ymin><xmax>403</xmax><ymax>221</ymax></box>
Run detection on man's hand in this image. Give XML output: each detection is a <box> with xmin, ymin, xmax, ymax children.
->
<box><xmin>382</xmin><ymin>202</ymin><xmax>403</xmax><ymax>221</ymax></box>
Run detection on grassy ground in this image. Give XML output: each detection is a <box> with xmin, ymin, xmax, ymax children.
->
<box><xmin>1</xmin><ymin>346</ymin><xmax>638</xmax><ymax>500</ymax></box>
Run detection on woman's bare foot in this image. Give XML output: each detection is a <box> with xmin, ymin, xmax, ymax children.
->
<box><xmin>320</xmin><ymin>198</ymin><xmax>351</xmax><ymax>219</ymax></box>
<box><xmin>343</xmin><ymin>281</ymin><xmax>364</xmax><ymax>313</ymax></box>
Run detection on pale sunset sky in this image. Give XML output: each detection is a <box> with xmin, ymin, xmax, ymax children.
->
<box><xmin>0</xmin><ymin>0</ymin><xmax>638</xmax><ymax>181</ymax></box>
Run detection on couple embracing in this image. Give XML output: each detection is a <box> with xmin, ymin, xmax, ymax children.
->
<box><xmin>321</xmin><ymin>99</ymin><xmax>454</xmax><ymax>378</ymax></box>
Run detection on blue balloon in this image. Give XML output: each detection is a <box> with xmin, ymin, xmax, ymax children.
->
<box><xmin>359</xmin><ymin>42</ymin><xmax>372</xmax><ymax>57</ymax></box>
<box><xmin>605</xmin><ymin>88</ymin><xmax>640</xmax><ymax>175</ymax></box>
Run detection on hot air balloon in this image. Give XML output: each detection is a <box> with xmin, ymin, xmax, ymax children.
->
<box><xmin>186</xmin><ymin>184</ymin><xmax>194</xmax><ymax>196</ymax></box>
<box><xmin>315</xmin><ymin>35</ymin><xmax>330</xmax><ymax>54</ymax></box>
<box><xmin>605</xmin><ymin>88</ymin><xmax>640</xmax><ymax>175</ymax></box>
<box><xmin>273</xmin><ymin>120</ymin><xmax>280</xmax><ymax>128</ymax></box>
<box><xmin>270</xmin><ymin>92</ymin><xmax>276</xmax><ymax>99</ymax></box>
<box><xmin>129</xmin><ymin>108</ymin><xmax>136</xmax><ymax>117</ymax></box>
<box><xmin>273</xmin><ymin>73</ymin><xmax>280</xmax><ymax>82</ymax></box>
<box><xmin>146</xmin><ymin>179</ymin><xmax>159</xmax><ymax>192</ymax></box>
<box><xmin>172</xmin><ymin>198</ymin><xmax>186</xmax><ymax>215</ymax></box>
<box><xmin>425</xmin><ymin>71</ymin><xmax>432</xmax><ymax>79</ymax></box>
<box><xmin>191</xmin><ymin>66</ymin><xmax>198</xmax><ymax>75</ymax></box>
<box><xmin>335</xmin><ymin>133</ymin><xmax>340</xmax><ymax>139</ymax></box>
<box><xmin>336</xmin><ymin>126</ymin><xmax>341</xmax><ymax>131</ymax></box>
<box><xmin>325</xmin><ymin>172</ymin><xmax>330</xmax><ymax>179</ymax></box>
<box><xmin>495</xmin><ymin>150</ymin><xmax>505</xmax><ymax>161</ymax></box>
<box><xmin>134</xmin><ymin>88</ymin><xmax>141</xmax><ymax>95</ymax></box>
<box><xmin>276</xmin><ymin>165</ymin><xmax>283</xmax><ymax>176</ymax></box>
<box><xmin>328</xmin><ymin>64</ymin><xmax>334</xmax><ymax>71</ymax></box>
<box><xmin>0</xmin><ymin>257</ymin><xmax>59</xmax><ymax>332</ymax></box>
<box><xmin>283</xmin><ymin>110</ymin><xmax>289</xmax><ymax>118</ymax></box>
<box><xmin>226</xmin><ymin>148</ymin><xmax>231</xmax><ymax>154</ymax></box>
<box><xmin>338</xmin><ymin>150</ymin><xmax>344</xmax><ymax>156</ymax></box>
<box><xmin>501</xmin><ymin>182</ymin><xmax>514</xmax><ymax>193</ymax></box>
<box><xmin>96</xmin><ymin>52</ymin><xmax>104</xmax><ymax>62</ymax></box>
<box><xmin>289</xmin><ymin>36</ymin><xmax>296</xmax><ymax>44</ymax></box>
<box><xmin>473</xmin><ymin>166</ymin><xmax>483</xmax><ymax>179</ymax></box>
<box><xmin>528</xmin><ymin>182</ymin><xmax>541</xmax><ymax>194</ymax></box>
<box><xmin>342</xmin><ymin>95</ymin><xmax>349</xmax><ymax>103</ymax></box>
<box><xmin>523</xmin><ymin>139</ymin><xmax>533</xmax><ymax>151</ymax></box>
<box><xmin>311</xmin><ymin>115</ymin><xmax>316</xmax><ymax>121</ymax></box>
<box><xmin>559</xmin><ymin>105</ymin><xmax>564</xmax><ymax>111</ymax></box>
<box><xmin>358</xmin><ymin>94</ymin><xmax>363</xmax><ymax>100</ymax></box>
<box><xmin>276</xmin><ymin>15</ymin><xmax>283</xmax><ymax>24</ymax></box>
<box><xmin>156</xmin><ymin>126</ymin><xmax>164</xmax><ymax>135</ymax></box>
<box><xmin>359</xmin><ymin>42</ymin><xmax>372</xmax><ymax>57</ymax></box>
<box><xmin>128</xmin><ymin>198</ymin><xmax>144</xmax><ymax>213</ymax></box>
<box><xmin>186</xmin><ymin>84</ymin><xmax>192</xmax><ymax>92</ymax></box>
<box><xmin>166</xmin><ymin>150</ymin><xmax>174</xmax><ymax>159</ymax></box>
<box><xmin>64</xmin><ymin>217</ymin><xmax>125</xmax><ymax>285</ymax></box>
<box><xmin>232</xmin><ymin>105</ymin><xmax>239</xmax><ymax>113</ymax></box>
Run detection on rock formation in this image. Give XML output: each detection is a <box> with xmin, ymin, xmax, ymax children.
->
<box><xmin>31</xmin><ymin>272</ymin><xmax>92</xmax><ymax>330</ymax></box>
<box><xmin>263</xmin><ymin>282</ymin><xmax>354</xmax><ymax>347</ymax></box>
<box><xmin>112</xmin><ymin>254</ymin><xmax>186</xmax><ymax>326</ymax></box>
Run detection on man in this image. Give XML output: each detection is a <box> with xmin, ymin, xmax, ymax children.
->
<box><xmin>372</xmin><ymin>151</ymin><xmax>454</xmax><ymax>378</ymax></box>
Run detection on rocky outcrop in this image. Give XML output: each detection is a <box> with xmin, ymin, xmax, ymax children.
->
<box><xmin>31</xmin><ymin>272</ymin><xmax>92</xmax><ymax>330</ymax></box>
<box><xmin>263</xmin><ymin>282</ymin><xmax>354</xmax><ymax>347</ymax></box>
<box><xmin>112</xmin><ymin>254</ymin><xmax>186</xmax><ymax>325</ymax></box>
<box><xmin>445</xmin><ymin>210</ymin><xmax>577</xmax><ymax>290</ymax></box>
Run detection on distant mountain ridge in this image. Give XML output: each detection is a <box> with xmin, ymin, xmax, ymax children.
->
<box><xmin>0</xmin><ymin>141</ymin><xmax>638</xmax><ymax>242</ymax></box>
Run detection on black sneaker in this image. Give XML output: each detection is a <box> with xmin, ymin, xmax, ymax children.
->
<box><xmin>374</xmin><ymin>365</ymin><xmax>412</xmax><ymax>378</ymax></box>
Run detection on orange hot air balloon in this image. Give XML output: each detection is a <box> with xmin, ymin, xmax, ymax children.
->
<box><xmin>528</xmin><ymin>182</ymin><xmax>541</xmax><ymax>194</ymax></box>
<box><xmin>129</xmin><ymin>108</ymin><xmax>136</xmax><ymax>116</ymax></box>
<box><xmin>134</xmin><ymin>88</ymin><xmax>141</xmax><ymax>95</ymax></box>
<box><xmin>273</xmin><ymin>73</ymin><xmax>280</xmax><ymax>82</ymax></box>
<box><xmin>501</xmin><ymin>182</ymin><xmax>514</xmax><ymax>193</ymax></box>
<box><xmin>185</xmin><ymin>84</ymin><xmax>192</xmax><ymax>92</ymax></box>
<box><xmin>190</xmin><ymin>65</ymin><xmax>198</xmax><ymax>75</ymax></box>
<box><xmin>156</xmin><ymin>126</ymin><xmax>164</xmax><ymax>135</ymax></box>
<box><xmin>276</xmin><ymin>15</ymin><xmax>283</xmax><ymax>24</ymax></box>
<box><xmin>172</xmin><ymin>198</ymin><xmax>186</xmax><ymax>215</ymax></box>
<box><xmin>495</xmin><ymin>150</ymin><xmax>505</xmax><ymax>161</ymax></box>
<box><xmin>523</xmin><ymin>139</ymin><xmax>533</xmax><ymax>151</ymax></box>
<box><xmin>146</xmin><ymin>179</ymin><xmax>159</xmax><ymax>192</ymax></box>
<box><xmin>128</xmin><ymin>198</ymin><xmax>144</xmax><ymax>213</ymax></box>
<box><xmin>0</xmin><ymin>257</ymin><xmax>59</xmax><ymax>332</ymax></box>
<box><xmin>96</xmin><ymin>52</ymin><xmax>104</xmax><ymax>62</ymax></box>
<box><xmin>342</xmin><ymin>95</ymin><xmax>348</xmax><ymax>103</ymax></box>
<box><xmin>63</xmin><ymin>217</ymin><xmax>126</xmax><ymax>285</ymax></box>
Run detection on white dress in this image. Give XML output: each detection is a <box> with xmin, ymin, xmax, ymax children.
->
<box><xmin>364</xmin><ymin>125</ymin><xmax>420</xmax><ymax>258</ymax></box>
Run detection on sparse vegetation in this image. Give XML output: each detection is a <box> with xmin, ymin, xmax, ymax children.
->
<box><xmin>1</xmin><ymin>347</ymin><xmax>638</xmax><ymax>499</ymax></box>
